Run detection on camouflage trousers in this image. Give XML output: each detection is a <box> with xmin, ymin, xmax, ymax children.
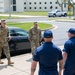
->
<box><xmin>0</xmin><ymin>45</ymin><xmax>10</xmax><ymax>59</ymax></box>
<box><xmin>31</xmin><ymin>40</ymin><xmax>40</xmax><ymax>55</ymax></box>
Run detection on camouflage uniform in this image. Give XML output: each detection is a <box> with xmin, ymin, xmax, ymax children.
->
<box><xmin>29</xmin><ymin>27</ymin><xmax>42</xmax><ymax>55</ymax></box>
<box><xmin>0</xmin><ymin>26</ymin><xmax>10</xmax><ymax>59</ymax></box>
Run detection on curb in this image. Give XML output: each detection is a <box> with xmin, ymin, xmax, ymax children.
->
<box><xmin>41</xmin><ymin>25</ymin><xmax>55</xmax><ymax>31</ymax></box>
<box><xmin>55</xmin><ymin>20</ymin><xmax>75</xmax><ymax>23</ymax></box>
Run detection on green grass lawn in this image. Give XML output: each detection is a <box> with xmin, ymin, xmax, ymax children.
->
<box><xmin>0</xmin><ymin>11</ymin><xmax>74</xmax><ymax>19</ymax></box>
<box><xmin>0</xmin><ymin>11</ymin><xmax>47</xmax><ymax>19</ymax></box>
<box><xmin>0</xmin><ymin>16</ymin><xmax>9</xmax><ymax>19</ymax></box>
<box><xmin>0</xmin><ymin>16</ymin><xmax>21</xmax><ymax>19</ymax></box>
<box><xmin>0</xmin><ymin>11</ymin><xmax>74</xmax><ymax>16</ymax></box>
<box><xmin>1</xmin><ymin>11</ymin><xmax>48</xmax><ymax>16</ymax></box>
<box><xmin>7</xmin><ymin>22</ymin><xmax>53</xmax><ymax>31</ymax></box>
<box><xmin>13</xmin><ymin>11</ymin><xmax>47</xmax><ymax>16</ymax></box>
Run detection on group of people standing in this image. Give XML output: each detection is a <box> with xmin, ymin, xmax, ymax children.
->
<box><xmin>29</xmin><ymin>22</ymin><xmax>75</xmax><ymax>75</ymax></box>
<box><xmin>0</xmin><ymin>20</ymin><xmax>75</xmax><ymax>75</ymax></box>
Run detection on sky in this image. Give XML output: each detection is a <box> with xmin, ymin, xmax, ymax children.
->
<box><xmin>72</xmin><ymin>0</ymin><xmax>75</xmax><ymax>2</ymax></box>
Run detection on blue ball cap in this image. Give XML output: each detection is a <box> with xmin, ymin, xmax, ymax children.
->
<box><xmin>68</xmin><ymin>28</ymin><xmax>75</xmax><ymax>34</ymax></box>
<box><xmin>43</xmin><ymin>30</ymin><xmax>53</xmax><ymax>38</ymax></box>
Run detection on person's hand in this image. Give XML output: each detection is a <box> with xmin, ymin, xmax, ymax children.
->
<box><xmin>28</xmin><ymin>38</ymin><xmax>32</xmax><ymax>42</ymax></box>
<box><xmin>7</xmin><ymin>36</ymin><xmax>11</xmax><ymax>41</ymax></box>
<box><xmin>29</xmin><ymin>39</ymin><xmax>32</xmax><ymax>42</ymax></box>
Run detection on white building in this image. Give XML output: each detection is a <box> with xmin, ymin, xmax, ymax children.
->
<box><xmin>0</xmin><ymin>0</ymin><xmax>68</xmax><ymax>12</ymax></box>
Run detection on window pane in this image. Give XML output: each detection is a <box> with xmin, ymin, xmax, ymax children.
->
<box><xmin>29</xmin><ymin>7</ymin><xmax>31</xmax><ymax>9</ymax></box>
<box><xmin>34</xmin><ymin>2</ymin><xmax>36</xmax><ymax>4</ymax></box>
<box><xmin>29</xmin><ymin>2</ymin><xmax>31</xmax><ymax>4</ymax></box>
<box><xmin>24</xmin><ymin>2</ymin><xmax>26</xmax><ymax>4</ymax></box>
<box><xmin>50</xmin><ymin>2</ymin><xmax>52</xmax><ymax>4</ymax></box>
<box><xmin>13</xmin><ymin>0</ymin><xmax>16</xmax><ymax>4</ymax></box>
<box><xmin>39</xmin><ymin>7</ymin><xmax>41</xmax><ymax>9</ymax></box>
<box><xmin>45</xmin><ymin>7</ymin><xmax>47</xmax><ymax>9</ymax></box>
<box><xmin>24</xmin><ymin>7</ymin><xmax>26</xmax><ymax>9</ymax></box>
<box><xmin>34</xmin><ymin>7</ymin><xmax>36</xmax><ymax>9</ymax></box>
<box><xmin>39</xmin><ymin>2</ymin><xmax>41</xmax><ymax>4</ymax></box>
<box><xmin>13</xmin><ymin>6</ymin><xmax>16</xmax><ymax>11</ymax></box>
<box><xmin>45</xmin><ymin>2</ymin><xmax>47</xmax><ymax>4</ymax></box>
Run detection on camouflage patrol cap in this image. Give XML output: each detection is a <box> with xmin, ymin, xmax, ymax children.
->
<box><xmin>1</xmin><ymin>19</ymin><xmax>6</xmax><ymax>22</ymax></box>
<box><xmin>34</xmin><ymin>22</ymin><xmax>37</xmax><ymax>24</ymax></box>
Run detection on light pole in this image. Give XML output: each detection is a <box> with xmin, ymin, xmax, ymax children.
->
<box><xmin>9</xmin><ymin>0</ymin><xmax>11</xmax><ymax>18</ymax></box>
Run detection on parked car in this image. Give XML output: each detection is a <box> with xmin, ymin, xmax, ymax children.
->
<box><xmin>48</xmin><ymin>9</ymin><xmax>67</xmax><ymax>17</ymax></box>
<box><xmin>8</xmin><ymin>27</ymin><xmax>31</xmax><ymax>53</ymax></box>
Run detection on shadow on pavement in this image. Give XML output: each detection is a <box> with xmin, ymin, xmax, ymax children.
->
<box><xmin>26</xmin><ymin>58</ymin><xmax>32</xmax><ymax>62</ymax></box>
<box><xmin>0</xmin><ymin>65</ymin><xmax>8</xmax><ymax>70</ymax></box>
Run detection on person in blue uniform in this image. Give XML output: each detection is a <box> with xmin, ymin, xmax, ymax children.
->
<box><xmin>30</xmin><ymin>30</ymin><xmax>63</xmax><ymax>75</ymax></box>
<box><xmin>63</xmin><ymin>28</ymin><xmax>75</xmax><ymax>75</ymax></box>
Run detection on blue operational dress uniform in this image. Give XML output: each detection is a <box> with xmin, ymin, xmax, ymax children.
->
<box><xmin>63</xmin><ymin>28</ymin><xmax>75</xmax><ymax>75</ymax></box>
<box><xmin>33</xmin><ymin>30</ymin><xmax>63</xmax><ymax>75</ymax></box>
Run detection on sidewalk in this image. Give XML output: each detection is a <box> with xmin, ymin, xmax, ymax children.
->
<box><xmin>0</xmin><ymin>46</ymin><xmax>63</xmax><ymax>75</ymax></box>
<box><xmin>0</xmin><ymin>53</ymin><xmax>37</xmax><ymax>75</ymax></box>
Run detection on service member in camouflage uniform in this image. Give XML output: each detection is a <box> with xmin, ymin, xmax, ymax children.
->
<box><xmin>28</xmin><ymin>22</ymin><xmax>42</xmax><ymax>55</ymax></box>
<box><xmin>0</xmin><ymin>19</ymin><xmax>14</xmax><ymax>65</ymax></box>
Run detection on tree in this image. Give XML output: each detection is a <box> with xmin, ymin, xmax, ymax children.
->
<box><xmin>56</xmin><ymin>0</ymin><xmax>69</xmax><ymax>11</ymax></box>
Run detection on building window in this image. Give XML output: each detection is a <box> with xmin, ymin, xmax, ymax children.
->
<box><xmin>24</xmin><ymin>7</ymin><xmax>26</xmax><ymax>9</ymax></box>
<box><xmin>45</xmin><ymin>7</ymin><xmax>47</xmax><ymax>9</ymax></box>
<box><xmin>34</xmin><ymin>2</ymin><xmax>36</xmax><ymax>4</ymax></box>
<box><xmin>55</xmin><ymin>2</ymin><xmax>58</xmax><ymax>4</ymax></box>
<box><xmin>29</xmin><ymin>2</ymin><xmax>31</xmax><ymax>4</ymax></box>
<box><xmin>24</xmin><ymin>2</ymin><xmax>26</xmax><ymax>4</ymax></box>
<box><xmin>29</xmin><ymin>7</ymin><xmax>32</xmax><ymax>9</ymax></box>
<box><xmin>50</xmin><ymin>6</ymin><xmax>53</xmax><ymax>9</ymax></box>
<box><xmin>39</xmin><ymin>2</ymin><xmax>41</xmax><ymax>4</ymax></box>
<box><xmin>13</xmin><ymin>0</ymin><xmax>16</xmax><ymax>4</ymax></box>
<box><xmin>64</xmin><ymin>3</ymin><xmax>66</xmax><ymax>8</ymax></box>
<box><xmin>45</xmin><ymin>2</ymin><xmax>47</xmax><ymax>4</ymax></box>
<box><xmin>55</xmin><ymin>7</ymin><xmax>58</xmax><ymax>9</ymax></box>
<box><xmin>34</xmin><ymin>7</ymin><xmax>36</xmax><ymax>9</ymax></box>
<box><xmin>50</xmin><ymin>2</ymin><xmax>52</xmax><ymax>4</ymax></box>
<box><xmin>13</xmin><ymin>6</ymin><xmax>16</xmax><ymax>11</ymax></box>
<box><xmin>39</xmin><ymin>7</ymin><xmax>41</xmax><ymax>9</ymax></box>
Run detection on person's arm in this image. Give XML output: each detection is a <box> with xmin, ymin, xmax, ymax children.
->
<box><xmin>63</xmin><ymin>52</ymin><xmax>68</xmax><ymax>68</ymax></box>
<box><xmin>58</xmin><ymin>59</ymin><xmax>63</xmax><ymax>75</ymax></box>
<box><xmin>30</xmin><ymin>60</ymin><xmax>37</xmax><ymax>75</ymax></box>
<box><xmin>39</xmin><ymin>29</ymin><xmax>42</xmax><ymax>41</ymax></box>
<box><xmin>7</xmin><ymin>27</ymin><xmax>11</xmax><ymax>41</ymax></box>
<box><xmin>28</xmin><ymin>29</ymin><xmax>32</xmax><ymax>42</ymax></box>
